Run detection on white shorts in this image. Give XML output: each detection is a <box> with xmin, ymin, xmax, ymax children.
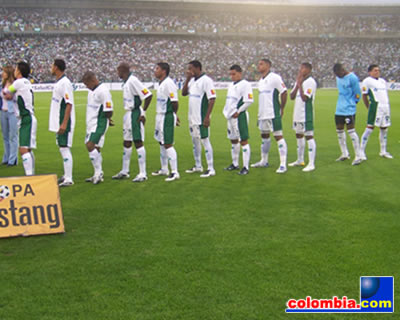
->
<box><xmin>19</xmin><ymin>114</ymin><xmax>37</xmax><ymax>149</ymax></box>
<box><xmin>293</xmin><ymin>121</ymin><xmax>313</xmax><ymax>136</ymax></box>
<box><xmin>123</xmin><ymin>111</ymin><xmax>145</xmax><ymax>142</ymax></box>
<box><xmin>154</xmin><ymin>113</ymin><xmax>176</xmax><ymax>145</ymax></box>
<box><xmin>374</xmin><ymin>108</ymin><xmax>391</xmax><ymax>128</ymax></box>
<box><xmin>258</xmin><ymin>118</ymin><xmax>283</xmax><ymax>136</ymax></box>
<box><xmin>189</xmin><ymin>124</ymin><xmax>210</xmax><ymax>139</ymax></box>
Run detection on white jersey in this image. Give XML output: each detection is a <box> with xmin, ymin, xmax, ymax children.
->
<box><xmin>123</xmin><ymin>74</ymin><xmax>152</xmax><ymax>111</ymax></box>
<box><xmin>223</xmin><ymin>79</ymin><xmax>254</xmax><ymax>119</ymax></box>
<box><xmin>10</xmin><ymin>78</ymin><xmax>34</xmax><ymax>118</ymax></box>
<box><xmin>361</xmin><ymin>77</ymin><xmax>390</xmax><ymax>110</ymax></box>
<box><xmin>156</xmin><ymin>77</ymin><xmax>178</xmax><ymax>114</ymax></box>
<box><xmin>258</xmin><ymin>72</ymin><xmax>287</xmax><ymax>120</ymax></box>
<box><xmin>293</xmin><ymin>76</ymin><xmax>317</xmax><ymax>122</ymax></box>
<box><xmin>49</xmin><ymin>75</ymin><xmax>75</xmax><ymax>132</ymax></box>
<box><xmin>86</xmin><ymin>83</ymin><xmax>113</xmax><ymax>131</ymax></box>
<box><xmin>188</xmin><ymin>74</ymin><xmax>216</xmax><ymax>125</ymax></box>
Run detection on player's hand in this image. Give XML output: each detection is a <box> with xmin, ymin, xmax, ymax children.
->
<box><xmin>232</xmin><ymin>112</ymin><xmax>239</xmax><ymax>118</ymax></box>
<box><xmin>57</xmin><ymin>124</ymin><xmax>66</xmax><ymax>135</ymax></box>
<box><xmin>139</xmin><ymin>115</ymin><xmax>146</xmax><ymax>125</ymax></box>
<box><xmin>176</xmin><ymin>116</ymin><xmax>181</xmax><ymax>127</ymax></box>
<box><xmin>109</xmin><ymin>119</ymin><xmax>115</xmax><ymax>127</ymax></box>
<box><xmin>296</xmin><ymin>72</ymin><xmax>304</xmax><ymax>85</ymax></box>
<box><xmin>2</xmin><ymin>89</ymin><xmax>13</xmax><ymax>100</ymax></box>
<box><xmin>203</xmin><ymin>116</ymin><xmax>210</xmax><ymax>128</ymax></box>
<box><xmin>280</xmin><ymin>108</ymin><xmax>284</xmax><ymax>117</ymax></box>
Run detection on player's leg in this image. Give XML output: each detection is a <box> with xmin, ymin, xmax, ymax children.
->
<box><xmin>113</xmin><ymin>112</ymin><xmax>132</xmax><ymax>179</ymax></box>
<box><xmin>303</xmin><ymin>133</ymin><xmax>316</xmax><ymax>172</ymax></box>
<box><xmin>379</xmin><ymin>110</ymin><xmax>392</xmax><ymax>158</ymax></box>
<box><xmin>360</xmin><ymin>126</ymin><xmax>374</xmax><ymax>160</ymax></box>
<box><xmin>289</xmin><ymin>122</ymin><xmax>305</xmax><ymax>167</ymax></box>
<box><xmin>186</xmin><ymin>126</ymin><xmax>203</xmax><ymax>173</ymax></box>
<box><xmin>164</xmin><ymin>113</ymin><xmax>179</xmax><ymax>182</ymax></box>
<box><xmin>19</xmin><ymin>114</ymin><xmax>35</xmax><ymax>175</ymax></box>
<box><xmin>346</xmin><ymin>116</ymin><xmax>362</xmax><ymax>165</ymax></box>
<box><xmin>251</xmin><ymin>119</ymin><xmax>270</xmax><ymax>168</ymax></box>
<box><xmin>273</xmin><ymin>117</ymin><xmax>287</xmax><ymax>173</ymax></box>
<box><xmin>200</xmin><ymin>125</ymin><xmax>215</xmax><ymax>178</ymax></box>
<box><xmin>225</xmin><ymin>118</ymin><xmax>240</xmax><ymax>171</ymax></box>
<box><xmin>85</xmin><ymin>133</ymin><xmax>105</xmax><ymax>184</ymax></box>
<box><xmin>57</xmin><ymin>130</ymin><xmax>74</xmax><ymax>187</ymax></box>
<box><xmin>152</xmin><ymin>114</ymin><xmax>169</xmax><ymax>176</ymax></box>
<box><xmin>131</xmin><ymin>109</ymin><xmax>147</xmax><ymax>182</ymax></box>
<box><xmin>335</xmin><ymin>115</ymin><xmax>350</xmax><ymax>161</ymax></box>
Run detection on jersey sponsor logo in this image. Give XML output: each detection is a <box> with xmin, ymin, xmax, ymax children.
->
<box><xmin>65</xmin><ymin>93</ymin><xmax>69</xmax><ymax>100</ymax></box>
<box><xmin>356</xmin><ymin>94</ymin><xmax>360</xmax><ymax>99</ymax></box>
<box><xmin>248</xmin><ymin>93</ymin><xmax>253</xmax><ymax>99</ymax></box>
<box><xmin>307</xmin><ymin>89</ymin><xmax>312</xmax><ymax>95</ymax></box>
<box><xmin>169</xmin><ymin>92</ymin><xmax>175</xmax><ymax>99</ymax></box>
<box><xmin>106</xmin><ymin>102</ymin><xmax>112</xmax><ymax>109</ymax></box>
<box><xmin>362</xmin><ymin>87</ymin><xmax>367</xmax><ymax>92</ymax></box>
<box><xmin>211</xmin><ymin>89</ymin><xmax>216</xmax><ymax>95</ymax></box>
<box><xmin>142</xmin><ymin>88</ymin><xmax>149</xmax><ymax>95</ymax></box>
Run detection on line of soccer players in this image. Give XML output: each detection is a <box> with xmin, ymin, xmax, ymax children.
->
<box><xmin>1</xmin><ymin>58</ymin><xmax>392</xmax><ymax>186</ymax></box>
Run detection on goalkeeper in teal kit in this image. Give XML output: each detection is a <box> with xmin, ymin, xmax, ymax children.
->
<box><xmin>333</xmin><ymin>63</ymin><xmax>362</xmax><ymax>166</ymax></box>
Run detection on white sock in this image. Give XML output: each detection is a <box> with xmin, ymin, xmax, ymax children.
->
<box><xmin>261</xmin><ymin>138</ymin><xmax>271</xmax><ymax>163</ymax></box>
<box><xmin>30</xmin><ymin>151</ymin><xmax>35</xmax><ymax>175</ymax></box>
<box><xmin>21</xmin><ymin>152</ymin><xmax>33</xmax><ymax>176</ymax></box>
<box><xmin>348</xmin><ymin>129</ymin><xmax>360</xmax><ymax>158</ymax></box>
<box><xmin>201</xmin><ymin>138</ymin><xmax>214</xmax><ymax>171</ymax></box>
<box><xmin>192</xmin><ymin>137</ymin><xmax>202</xmax><ymax>168</ymax></box>
<box><xmin>297</xmin><ymin>137</ymin><xmax>305</xmax><ymax>163</ymax></box>
<box><xmin>242</xmin><ymin>144</ymin><xmax>251</xmax><ymax>169</ymax></box>
<box><xmin>379</xmin><ymin>128</ymin><xmax>388</xmax><ymax>154</ymax></box>
<box><xmin>89</xmin><ymin>149</ymin><xmax>102</xmax><ymax>176</ymax></box>
<box><xmin>59</xmin><ymin>147</ymin><xmax>73</xmax><ymax>181</ymax></box>
<box><xmin>307</xmin><ymin>139</ymin><xmax>316</xmax><ymax>166</ymax></box>
<box><xmin>136</xmin><ymin>146</ymin><xmax>146</xmax><ymax>176</ymax></box>
<box><xmin>122</xmin><ymin>146</ymin><xmax>132</xmax><ymax>174</ymax></box>
<box><xmin>336</xmin><ymin>129</ymin><xmax>349</xmax><ymax>157</ymax></box>
<box><xmin>160</xmin><ymin>145</ymin><xmax>168</xmax><ymax>171</ymax></box>
<box><xmin>231</xmin><ymin>143</ymin><xmax>240</xmax><ymax>167</ymax></box>
<box><xmin>277</xmin><ymin>138</ymin><xmax>287</xmax><ymax>167</ymax></box>
<box><xmin>166</xmin><ymin>147</ymin><xmax>178</xmax><ymax>173</ymax></box>
<box><xmin>361</xmin><ymin>127</ymin><xmax>373</xmax><ymax>153</ymax></box>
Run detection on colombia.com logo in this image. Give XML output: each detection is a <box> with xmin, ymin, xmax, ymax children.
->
<box><xmin>286</xmin><ymin>276</ymin><xmax>394</xmax><ymax>313</ymax></box>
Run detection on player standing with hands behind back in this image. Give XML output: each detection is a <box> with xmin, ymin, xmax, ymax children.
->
<box><xmin>182</xmin><ymin>60</ymin><xmax>217</xmax><ymax>178</ymax></box>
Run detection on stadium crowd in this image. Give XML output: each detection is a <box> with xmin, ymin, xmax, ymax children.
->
<box><xmin>1</xmin><ymin>7</ymin><xmax>400</xmax><ymax>36</ymax></box>
<box><xmin>0</xmin><ymin>35</ymin><xmax>399</xmax><ymax>85</ymax></box>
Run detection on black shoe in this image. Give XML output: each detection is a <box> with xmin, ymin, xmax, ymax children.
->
<box><xmin>224</xmin><ymin>164</ymin><xmax>239</xmax><ymax>171</ymax></box>
<box><xmin>58</xmin><ymin>176</ymin><xmax>65</xmax><ymax>184</ymax></box>
<box><xmin>238</xmin><ymin>167</ymin><xmax>249</xmax><ymax>175</ymax></box>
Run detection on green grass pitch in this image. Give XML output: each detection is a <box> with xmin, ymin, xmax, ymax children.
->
<box><xmin>0</xmin><ymin>88</ymin><xmax>399</xmax><ymax>319</ymax></box>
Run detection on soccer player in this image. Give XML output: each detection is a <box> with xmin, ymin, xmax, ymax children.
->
<box><xmin>289</xmin><ymin>63</ymin><xmax>317</xmax><ymax>172</ymax></box>
<box><xmin>49</xmin><ymin>59</ymin><xmax>75</xmax><ymax>186</ymax></box>
<box><xmin>112</xmin><ymin>62</ymin><xmax>153</xmax><ymax>182</ymax></box>
<box><xmin>151</xmin><ymin>62</ymin><xmax>180</xmax><ymax>182</ymax></box>
<box><xmin>82</xmin><ymin>71</ymin><xmax>113</xmax><ymax>184</ymax></box>
<box><xmin>2</xmin><ymin>61</ymin><xmax>37</xmax><ymax>176</ymax></box>
<box><xmin>182</xmin><ymin>60</ymin><xmax>217</xmax><ymax>178</ymax></box>
<box><xmin>223</xmin><ymin>65</ymin><xmax>254</xmax><ymax>175</ymax></box>
<box><xmin>251</xmin><ymin>59</ymin><xmax>288</xmax><ymax>173</ymax></box>
<box><xmin>333</xmin><ymin>63</ymin><xmax>362</xmax><ymax>165</ymax></box>
<box><xmin>360</xmin><ymin>64</ymin><xmax>393</xmax><ymax>160</ymax></box>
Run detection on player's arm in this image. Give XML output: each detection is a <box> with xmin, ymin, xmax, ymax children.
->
<box><xmin>290</xmin><ymin>72</ymin><xmax>303</xmax><ymax>100</ymax></box>
<box><xmin>352</xmin><ymin>76</ymin><xmax>361</xmax><ymax>104</ymax></box>
<box><xmin>58</xmin><ymin>103</ymin><xmax>72</xmax><ymax>135</ymax></box>
<box><xmin>202</xmin><ymin>80</ymin><xmax>217</xmax><ymax>127</ymax></box>
<box><xmin>181</xmin><ymin>70</ymin><xmax>193</xmax><ymax>96</ymax></box>
<box><xmin>290</xmin><ymin>84</ymin><xmax>298</xmax><ymax>100</ymax></box>
<box><xmin>362</xmin><ymin>94</ymin><xmax>369</xmax><ymax>109</ymax></box>
<box><xmin>280</xmin><ymin>91</ymin><xmax>288</xmax><ymax>116</ymax></box>
<box><xmin>202</xmin><ymin>98</ymin><xmax>215</xmax><ymax>127</ymax></box>
<box><xmin>235</xmin><ymin>86</ymin><xmax>253</xmax><ymax>118</ymax></box>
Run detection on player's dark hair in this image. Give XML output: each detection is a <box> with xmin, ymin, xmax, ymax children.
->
<box><xmin>260</xmin><ymin>58</ymin><xmax>272</xmax><ymax>67</ymax></box>
<box><xmin>229</xmin><ymin>64</ymin><xmax>242</xmax><ymax>73</ymax></box>
<box><xmin>54</xmin><ymin>59</ymin><xmax>66</xmax><ymax>72</ymax></box>
<box><xmin>17</xmin><ymin>61</ymin><xmax>30</xmax><ymax>78</ymax></box>
<box><xmin>82</xmin><ymin>71</ymin><xmax>96</xmax><ymax>82</ymax></box>
<box><xmin>333</xmin><ymin>63</ymin><xmax>344</xmax><ymax>74</ymax></box>
<box><xmin>189</xmin><ymin>60</ymin><xmax>202</xmax><ymax>71</ymax></box>
<box><xmin>118</xmin><ymin>62</ymin><xmax>130</xmax><ymax>73</ymax></box>
<box><xmin>157</xmin><ymin>62</ymin><xmax>170</xmax><ymax>76</ymax></box>
<box><xmin>301</xmin><ymin>62</ymin><xmax>312</xmax><ymax>71</ymax></box>
<box><xmin>368</xmin><ymin>64</ymin><xmax>379</xmax><ymax>72</ymax></box>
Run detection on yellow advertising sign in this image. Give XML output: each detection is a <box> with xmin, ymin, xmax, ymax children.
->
<box><xmin>0</xmin><ymin>174</ymin><xmax>65</xmax><ymax>238</ymax></box>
